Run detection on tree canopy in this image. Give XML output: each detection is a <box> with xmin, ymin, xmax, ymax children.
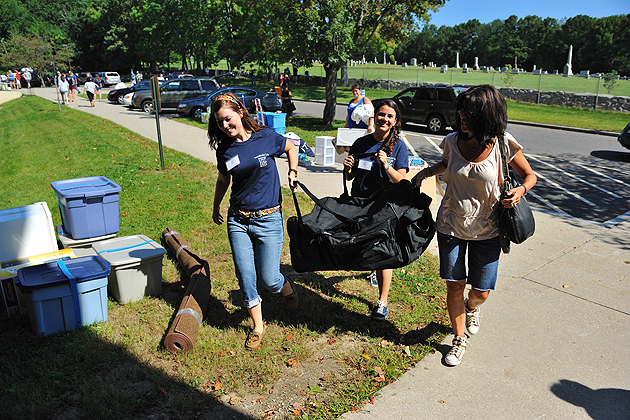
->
<box><xmin>1</xmin><ymin>1</ymin><xmax>627</xmax><ymax>124</ymax></box>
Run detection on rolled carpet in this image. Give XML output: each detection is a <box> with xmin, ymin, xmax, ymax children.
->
<box><xmin>162</xmin><ymin>227</ymin><xmax>212</xmax><ymax>354</ymax></box>
<box><xmin>162</xmin><ymin>226</ymin><xmax>205</xmax><ymax>279</ymax></box>
<box><xmin>164</xmin><ymin>260</ymin><xmax>212</xmax><ymax>354</ymax></box>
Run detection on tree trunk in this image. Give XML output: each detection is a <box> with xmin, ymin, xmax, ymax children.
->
<box><xmin>323</xmin><ymin>62</ymin><xmax>340</xmax><ymax>126</ymax></box>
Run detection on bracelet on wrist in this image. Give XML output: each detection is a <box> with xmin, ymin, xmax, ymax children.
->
<box><xmin>520</xmin><ymin>184</ymin><xmax>527</xmax><ymax>195</ymax></box>
<box><xmin>288</xmin><ymin>169</ymin><xmax>298</xmax><ymax>177</ymax></box>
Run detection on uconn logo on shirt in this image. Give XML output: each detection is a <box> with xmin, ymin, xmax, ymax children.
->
<box><xmin>254</xmin><ymin>154</ymin><xmax>269</xmax><ymax>167</ymax></box>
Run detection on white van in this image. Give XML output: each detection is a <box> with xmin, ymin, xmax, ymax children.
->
<box><xmin>98</xmin><ymin>72</ymin><xmax>122</xmax><ymax>86</ymax></box>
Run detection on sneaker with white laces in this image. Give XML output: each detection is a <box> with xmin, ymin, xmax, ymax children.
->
<box><xmin>444</xmin><ymin>335</ymin><xmax>468</xmax><ymax>366</ymax></box>
<box><xmin>372</xmin><ymin>300</ymin><xmax>388</xmax><ymax>320</ymax></box>
<box><xmin>366</xmin><ymin>271</ymin><xmax>378</xmax><ymax>287</ymax></box>
<box><xmin>465</xmin><ymin>298</ymin><xmax>480</xmax><ymax>335</ymax></box>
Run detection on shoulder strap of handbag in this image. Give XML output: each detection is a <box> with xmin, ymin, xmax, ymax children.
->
<box><xmin>497</xmin><ymin>133</ymin><xmax>513</xmax><ymax>192</ymax></box>
<box><xmin>293</xmin><ymin>181</ymin><xmax>358</xmax><ymax>226</ymax></box>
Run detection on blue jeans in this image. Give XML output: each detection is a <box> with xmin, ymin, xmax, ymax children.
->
<box><xmin>437</xmin><ymin>232</ymin><xmax>501</xmax><ymax>291</ymax></box>
<box><xmin>227</xmin><ymin>209</ymin><xmax>285</xmax><ymax>308</ymax></box>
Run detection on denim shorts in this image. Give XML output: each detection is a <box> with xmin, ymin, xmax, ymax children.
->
<box><xmin>437</xmin><ymin>232</ymin><xmax>502</xmax><ymax>291</ymax></box>
<box><xmin>227</xmin><ymin>208</ymin><xmax>285</xmax><ymax>308</ymax></box>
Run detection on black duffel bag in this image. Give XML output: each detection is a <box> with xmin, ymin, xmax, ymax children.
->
<box><xmin>287</xmin><ymin>179</ymin><xmax>436</xmax><ymax>273</ymax></box>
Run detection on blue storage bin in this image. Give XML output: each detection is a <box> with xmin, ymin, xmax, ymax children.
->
<box><xmin>51</xmin><ymin>176</ymin><xmax>121</xmax><ymax>240</ymax></box>
<box><xmin>17</xmin><ymin>256</ymin><xmax>110</xmax><ymax>335</ymax></box>
<box><xmin>263</xmin><ymin>112</ymin><xmax>286</xmax><ymax>128</ymax></box>
<box><xmin>273</xmin><ymin>127</ymin><xmax>286</xmax><ymax>135</ymax></box>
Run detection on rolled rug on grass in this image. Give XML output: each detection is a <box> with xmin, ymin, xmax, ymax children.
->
<box><xmin>161</xmin><ymin>227</ymin><xmax>212</xmax><ymax>354</ymax></box>
<box><xmin>162</xmin><ymin>227</ymin><xmax>205</xmax><ymax>279</ymax></box>
<box><xmin>164</xmin><ymin>260</ymin><xmax>211</xmax><ymax>354</ymax></box>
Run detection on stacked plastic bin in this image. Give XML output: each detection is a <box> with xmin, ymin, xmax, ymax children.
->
<box><xmin>263</xmin><ymin>112</ymin><xmax>286</xmax><ymax>135</ymax></box>
<box><xmin>51</xmin><ymin>176</ymin><xmax>166</xmax><ymax>305</ymax></box>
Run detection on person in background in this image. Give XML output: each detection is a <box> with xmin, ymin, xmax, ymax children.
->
<box><xmin>14</xmin><ymin>70</ymin><xmax>21</xmax><ymax>89</ymax></box>
<box><xmin>58</xmin><ymin>74</ymin><xmax>69</xmax><ymax>105</ymax></box>
<box><xmin>136</xmin><ymin>70</ymin><xmax>142</xmax><ymax>82</ymax></box>
<box><xmin>343</xmin><ymin>99</ymin><xmax>409</xmax><ymax>321</ymax></box>
<box><xmin>280</xmin><ymin>85</ymin><xmax>294</xmax><ymax>126</ymax></box>
<box><xmin>131</xmin><ymin>70</ymin><xmax>136</xmax><ymax>85</ymax></box>
<box><xmin>412</xmin><ymin>85</ymin><xmax>537</xmax><ymax>367</ymax></box>
<box><xmin>67</xmin><ymin>71</ymin><xmax>76</xmax><ymax>102</ymax></box>
<box><xmin>7</xmin><ymin>70</ymin><xmax>15</xmax><ymax>89</ymax></box>
<box><xmin>345</xmin><ymin>83</ymin><xmax>374</xmax><ymax>133</ymax></box>
<box><xmin>208</xmin><ymin>92</ymin><xmax>300</xmax><ymax>351</ymax></box>
<box><xmin>94</xmin><ymin>74</ymin><xmax>103</xmax><ymax>101</ymax></box>
<box><xmin>23</xmin><ymin>69</ymin><xmax>31</xmax><ymax>89</ymax></box>
<box><xmin>83</xmin><ymin>73</ymin><xmax>97</xmax><ymax>107</ymax></box>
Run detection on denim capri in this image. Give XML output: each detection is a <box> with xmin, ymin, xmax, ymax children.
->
<box><xmin>437</xmin><ymin>232</ymin><xmax>502</xmax><ymax>291</ymax></box>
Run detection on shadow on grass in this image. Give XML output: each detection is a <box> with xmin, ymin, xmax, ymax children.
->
<box><xmin>0</xmin><ymin>314</ymin><xmax>255</xmax><ymax>420</ymax></box>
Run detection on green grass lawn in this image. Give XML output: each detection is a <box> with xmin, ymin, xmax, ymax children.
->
<box><xmin>0</xmin><ymin>95</ymin><xmax>448</xmax><ymax>419</ymax></box>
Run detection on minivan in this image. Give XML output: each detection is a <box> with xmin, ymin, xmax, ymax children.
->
<box><xmin>98</xmin><ymin>72</ymin><xmax>122</xmax><ymax>86</ymax></box>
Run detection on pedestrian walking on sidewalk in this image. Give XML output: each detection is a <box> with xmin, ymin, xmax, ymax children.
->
<box><xmin>83</xmin><ymin>74</ymin><xmax>97</xmax><ymax>107</ymax></box>
<box><xmin>208</xmin><ymin>92</ymin><xmax>300</xmax><ymax>351</ymax></box>
<box><xmin>343</xmin><ymin>99</ymin><xmax>409</xmax><ymax>321</ymax></box>
<box><xmin>58</xmin><ymin>74</ymin><xmax>69</xmax><ymax>105</ymax></box>
<box><xmin>413</xmin><ymin>85</ymin><xmax>537</xmax><ymax>366</ymax></box>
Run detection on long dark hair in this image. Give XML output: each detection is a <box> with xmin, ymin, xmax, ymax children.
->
<box><xmin>374</xmin><ymin>99</ymin><xmax>402</xmax><ymax>155</ymax></box>
<box><xmin>454</xmin><ymin>84</ymin><xmax>507</xmax><ymax>144</ymax></box>
<box><xmin>207</xmin><ymin>92</ymin><xmax>263</xmax><ymax>150</ymax></box>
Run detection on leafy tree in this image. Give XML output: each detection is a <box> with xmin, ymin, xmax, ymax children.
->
<box><xmin>278</xmin><ymin>0</ymin><xmax>446</xmax><ymax>125</ymax></box>
<box><xmin>0</xmin><ymin>33</ymin><xmax>70</xmax><ymax>83</ymax></box>
<box><xmin>603</xmin><ymin>70</ymin><xmax>618</xmax><ymax>95</ymax></box>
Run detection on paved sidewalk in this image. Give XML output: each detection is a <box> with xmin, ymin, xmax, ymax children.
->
<box><xmin>18</xmin><ymin>88</ymin><xmax>630</xmax><ymax>419</ymax></box>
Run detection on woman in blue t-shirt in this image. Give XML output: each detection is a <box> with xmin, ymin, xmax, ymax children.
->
<box><xmin>343</xmin><ymin>99</ymin><xmax>409</xmax><ymax>321</ymax></box>
<box><xmin>208</xmin><ymin>93</ymin><xmax>299</xmax><ymax>351</ymax></box>
<box><xmin>345</xmin><ymin>83</ymin><xmax>374</xmax><ymax>133</ymax></box>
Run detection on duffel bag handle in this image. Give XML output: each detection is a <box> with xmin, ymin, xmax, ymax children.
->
<box><xmin>295</xmin><ymin>181</ymin><xmax>358</xmax><ymax>226</ymax></box>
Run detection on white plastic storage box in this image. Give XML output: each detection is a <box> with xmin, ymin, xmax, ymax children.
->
<box><xmin>0</xmin><ymin>202</ymin><xmax>58</xmax><ymax>263</ymax></box>
<box><xmin>50</xmin><ymin>176</ymin><xmax>122</xmax><ymax>240</ymax></box>
<box><xmin>314</xmin><ymin>136</ymin><xmax>335</xmax><ymax>166</ymax></box>
<box><xmin>335</xmin><ymin>128</ymin><xmax>366</xmax><ymax>147</ymax></box>
<box><xmin>92</xmin><ymin>235</ymin><xmax>166</xmax><ymax>304</ymax></box>
<box><xmin>17</xmin><ymin>256</ymin><xmax>110</xmax><ymax>335</ymax></box>
<box><xmin>56</xmin><ymin>225</ymin><xmax>116</xmax><ymax>257</ymax></box>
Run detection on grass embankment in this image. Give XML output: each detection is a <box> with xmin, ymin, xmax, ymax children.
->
<box><xmin>0</xmin><ymin>95</ymin><xmax>448</xmax><ymax>419</ymax></box>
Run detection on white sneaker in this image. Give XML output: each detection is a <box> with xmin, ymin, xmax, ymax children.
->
<box><xmin>465</xmin><ymin>299</ymin><xmax>480</xmax><ymax>335</ymax></box>
<box><xmin>445</xmin><ymin>335</ymin><xmax>468</xmax><ymax>366</ymax></box>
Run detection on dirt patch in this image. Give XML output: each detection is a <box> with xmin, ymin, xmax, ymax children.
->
<box><xmin>198</xmin><ymin>335</ymin><xmax>367</xmax><ymax>419</ymax></box>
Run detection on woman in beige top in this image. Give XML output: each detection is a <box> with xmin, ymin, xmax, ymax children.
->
<box><xmin>413</xmin><ymin>85</ymin><xmax>537</xmax><ymax>367</ymax></box>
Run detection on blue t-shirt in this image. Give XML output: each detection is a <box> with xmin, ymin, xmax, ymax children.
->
<box><xmin>216</xmin><ymin>127</ymin><xmax>286</xmax><ymax>210</ymax></box>
<box><xmin>347</xmin><ymin>98</ymin><xmax>368</xmax><ymax>129</ymax></box>
<box><xmin>348</xmin><ymin>134</ymin><xmax>409</xmax><ymax>197</ymax></box>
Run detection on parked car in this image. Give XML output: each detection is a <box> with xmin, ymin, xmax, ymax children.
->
<box><xmin>107</xmin><ymin>80</ymin><xmax>152</xmax><ymax>104</ymax></box>
<box><xmin>618</xmin><ymin>122</ymin><xmax>630</xmax><ymax>150</ymax></box>
<box><xmin>98</xmin><ymin>71</ymin><xmax>122</xmax><ymax>86</ymax></box>
<box><xmin>77</xmin><ymin>72</ymin><xmax>95</xmax><ymax>86</ymax></box>
<box><xmin>372</xmin><ymin>86</ymin><xmax>468</xmax><ymax>134</ymax></box>
<box><xmin>132</xmin><ymin>78</ymin><xmax>221</xmax><ymax>113</ymax></box>
<box><xmin>123</xmin><ymin>92</ymin><xmax>134</xmax><ymax>107</ymax></box>
<box><xmin>177</xmin><ymin>86</ymin><xmax>281</xmax><ymax>118</ymax></box>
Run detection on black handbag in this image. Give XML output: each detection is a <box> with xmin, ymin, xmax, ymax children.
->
<box><xmin>497</xmin><ymin>134</ymin><xmax>535</xmax><ymax>253</ymax></box>
<box><xmin>287</xmin><ymin>178</ymin><xmax>435</xmax><ymax>273</ymax></box>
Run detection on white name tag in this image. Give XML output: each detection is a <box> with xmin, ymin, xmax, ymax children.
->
<box><xmin>226</xmin><ymin>155</ymin><xmax>240</xmax><ymax>171</ymax></box>
<box><xmin>358</xmin><ymin>159</ymin><xmax>373</xmax><ymax>171</ymax></box>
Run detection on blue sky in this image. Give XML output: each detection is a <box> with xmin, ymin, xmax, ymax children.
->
<box><xmin>427</xmin><ymin>0</ymin><xmax>629</xmax><ymax>27</ymax></box>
